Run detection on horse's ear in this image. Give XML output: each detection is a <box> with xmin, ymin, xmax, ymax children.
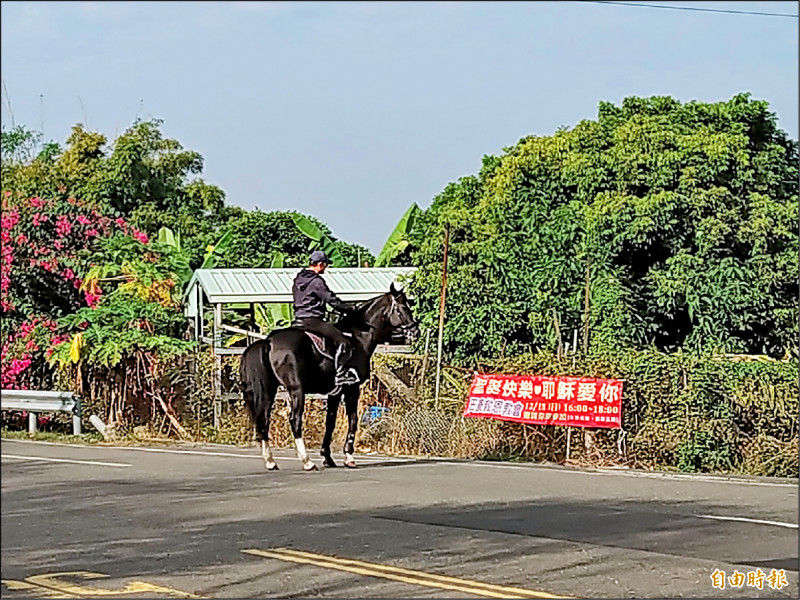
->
<box><xmin>390</xmin><ymin>282</ymin><xmax>398</xmax><ymax>295</ymax></box>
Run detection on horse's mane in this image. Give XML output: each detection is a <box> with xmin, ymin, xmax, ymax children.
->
<box><xmin>334</xmin><ymin>293</ymin><xmax>387</xmax><ymax>332</ymax></box>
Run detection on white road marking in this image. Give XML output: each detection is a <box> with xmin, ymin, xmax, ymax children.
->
<box><xmin>454</xmin><ymin>461</ymin><xmax>796</xmax><ymax>488</ymax></box>
<box><xmin>1</xmin><ymin>454</ymin><xmax>131</xmax><ymax>468</ymax></box>
<box><xmin>0</xmin><ymin>439</ymin><xmax>408</xmax><ymax>462</ymax></box>
<box><xmin>697</xmin><ymin>514</ymin><xmax>798</xmax><ymax>529</ymax></box>
<box><xmin>1</xmin><ymin>439</ymin><xmax>795</xmax><ymax>488</ymax></box>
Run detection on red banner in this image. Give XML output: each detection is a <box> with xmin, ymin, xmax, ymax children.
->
<box><xmin>464</xmin><ymin>374</ymin><xmax>623</xmax><ymax>429</ymax></box>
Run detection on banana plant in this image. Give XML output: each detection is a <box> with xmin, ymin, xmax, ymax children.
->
<box><xmin>291</xmin><ymin>213</ymin><xmax>346</xmax><ymax>267</ymax></box>
<box><xmin>200</xmin><ymin>229</ymin><xmax>233</xmax><ymax>269</ymax></box>
<box><xmin>156</xmin><ymin>226</ymin><xmax>235</xmax><ymax>288</ymax></box>
<box><xmin>374</xmin><ymin>202</ymin><xmax>420</xmax><ymax>267</ymax></box>
<box><xmin>265</xmin><ymin>252</ymin><xmax>294</xmax><ymax>328</ymax></box>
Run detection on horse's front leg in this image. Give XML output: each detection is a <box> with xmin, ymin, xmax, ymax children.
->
<box><xmin>287</xmin><ymin>384</ymin><xmax>318</xmax><ymax>472</ymax></box>
<box><xmin>342</xmin><ymin>387</ymin><xmax>360</xmax><ymax>468</ymax></box>
<box><xmin>320</xmin><ymin>393</ymin><xmax>341</xmax><ymax>468</ymax></box>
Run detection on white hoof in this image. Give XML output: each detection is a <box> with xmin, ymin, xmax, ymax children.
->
<box><xmin>265</xmin><ymin>461</ymin><xmax>279</xmax><ymax>471</ymax></box>
<box><xmin>303</xmin><ymin>462</ymin><xmax>319</xmax><ymax>472</ymax></box>
<box><xmin>344</xmin><ymin>453</ymin><xmax>356</xmax><ymax>468</ymax></box>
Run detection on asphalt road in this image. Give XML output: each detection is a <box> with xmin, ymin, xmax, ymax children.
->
<box><xmin>1</xmin><ymin>438</ymin><xmax>797</xmax><ymax>599</ymax></box>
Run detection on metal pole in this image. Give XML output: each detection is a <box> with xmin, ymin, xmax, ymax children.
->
<box><xmin>552</xmin><ymin>307</ymin><xmax>563</xmax><ymax>362</ymax></box>
<box><xmin>213</xmin><ymin>303</ymin><xmax>223</xmax><ymax>429</ymax></box>
<box><xmin>566</xmin><ymin>427</ymin><xmax>571</xmax><ymax>462</ymax></box>
<box><xmin>196</xmin><ymin>284</ymin><xmax>203</xmax><ymax>343</ymax></box>
<box><xmin>72</xmin><ymin>396</ymin><xmax>82</xmax><ymax>435</ymax></box>
<box><xmin>582</xmin><ymin>256</ymin><xmax>591</xmax><ymax>354</ymax></box>
<box><xmin>434</xmin><ymin>227</ymin><xmax>449</xmax><ymax>407</ymax></box>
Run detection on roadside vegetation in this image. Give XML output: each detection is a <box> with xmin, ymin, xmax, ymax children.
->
<box><xmin>2</xmin><ymin>94</ymin><xmax>797</xmax><ymax>476</ymax></box>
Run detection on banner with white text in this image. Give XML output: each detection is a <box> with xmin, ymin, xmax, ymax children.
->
<box><xmin>464</xmin><ymin>374</ymin><xmax>623</xmax><ymax>429</ymax></box>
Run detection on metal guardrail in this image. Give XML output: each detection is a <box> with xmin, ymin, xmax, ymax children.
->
<box><xmin>1</xmin><ymin>390</ymin><xmax>82</xmax><ymax>435</ymax></box>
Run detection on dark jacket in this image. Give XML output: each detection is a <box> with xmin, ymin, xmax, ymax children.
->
<box><xmin>292</xmin><ymin>269</ymin><xmax>349</xmax><ymax>319</ymax></box>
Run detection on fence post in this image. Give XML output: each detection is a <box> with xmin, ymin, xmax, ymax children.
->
<box><xmin>72</xmin><ymin>395</ymin><xmax>82</xmax><ymax>435</ymax></box>
<box><xmin>213</xmin><ymin>302</ymin><xmax>223</xmax><ymax>429</ymax></box>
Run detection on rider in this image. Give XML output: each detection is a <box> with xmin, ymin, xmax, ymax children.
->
<box><xmin>292</xmin><ymin>250</ymin><xmax>360</xmax><ymax>390</ymax></box>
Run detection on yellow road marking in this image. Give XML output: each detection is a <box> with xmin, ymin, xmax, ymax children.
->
<box><xmin>243</xmin><ymin>548</ymin><xmax>569</xmax><ymax>599</ymax></box>
<box><xmin>2</xmin><ymin>579</ymin><xmax>73</xmax><ymax>598</ymax></box>
<box><xmin>2</xmin><ymin>571</ymin><xmax>201</xmax><ymax>598</ymax></box>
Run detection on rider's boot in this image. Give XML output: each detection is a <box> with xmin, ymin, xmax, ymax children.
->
<box><xmin>332</xmin><ymin>343</ymin><xmax>359</xmax><ymax>392</ymax></box>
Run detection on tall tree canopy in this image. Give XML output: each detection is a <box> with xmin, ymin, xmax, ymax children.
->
<box><xmin>410</xmin><ymin>94</ymin><xmax>798</xmax><ymax>363</ymax></box>
<box><xmin>2</xmin><ymin>119</ymin><xmax>228</xmax><ymax>267</ymax></box>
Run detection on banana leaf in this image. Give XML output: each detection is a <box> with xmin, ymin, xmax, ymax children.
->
<box><xmin>155</xmin><ymin>226</ymin><xmax>193</xmax><ymax>287</ymax></box>
<box><xmin>201</xmin><ymin>229</ymin><xmax>234</xmax><ymax>269</ymax></box>
<box><xmin>266</xmin><ymin>252</ymin><xmax>293</xmax><ymax>328</ymax></box>
<box><xmin>290</xmin><ymin>213</ymin><xmax>346</xmax><ymax>267</ymax></box>
<box><xmin>374</xmin><ymin>203</ymin><xmax>419</xmax><ymax>267</ymax></box>
<box><xmin>157</xmin><ymin>226</ymin><xmax>176</xmax><ymax>247</ymax></box>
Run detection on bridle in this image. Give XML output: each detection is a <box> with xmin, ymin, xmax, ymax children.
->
<box><xmin>387</xmin><ymin>294</ymin><xmax>416</xmax><ymax>338</ymax></box>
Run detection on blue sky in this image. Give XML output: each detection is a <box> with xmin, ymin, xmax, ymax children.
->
<box><xmin>1</xmin><ymin>1</ymin><xmax>797</xmax><ymax>254</ymax></box>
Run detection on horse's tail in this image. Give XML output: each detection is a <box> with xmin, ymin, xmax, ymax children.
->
<box><xmin>240</xmin><ymin>338</ymin><xmax>274</xmax><ymax>427</ymax></box>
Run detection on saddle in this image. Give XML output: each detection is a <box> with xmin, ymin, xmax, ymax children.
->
<box><xmin>303</xmin><ymin>331</ymin><xmax>352</xmax><ymax>361</ymax></box>
<box><xmin>304</xmin><ymin>332</ymin><xmax>333</xmax><ymax>359</ymax></box>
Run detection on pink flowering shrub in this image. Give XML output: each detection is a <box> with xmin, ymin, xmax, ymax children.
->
<box><xmin>0</xmin><ymin>191</ymin><xmax>150</xmax><ymax>389</ymax></box>
<box><xmin>0</xmin><ymin>316</ymin><xmax>59</xmax><ymax>389</ymax></box>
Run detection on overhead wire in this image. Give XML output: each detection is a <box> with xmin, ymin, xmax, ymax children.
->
<box><xmin>582</xmin><ymin>1</ymin><xmax>799</xmax><ymax>18</ymax></box>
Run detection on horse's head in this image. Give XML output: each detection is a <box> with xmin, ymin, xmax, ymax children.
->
<box><xmin>385</xmin><ymin>282</ymin><xmax>419</xmax><ymax>343</ymax></box>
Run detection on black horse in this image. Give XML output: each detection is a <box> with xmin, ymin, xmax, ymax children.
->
<box><xmin>240</xmin><ymin>283</ymin><xmax>418</xmax><ymax>471</ymax></box>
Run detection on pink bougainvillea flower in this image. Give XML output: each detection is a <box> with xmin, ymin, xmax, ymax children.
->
<box><xmin>55</xmin><ymin>215</ymin><xmax>72</xmax><ymax>237</ymax></box>
<box><xmin>32</xmin><ymin>212</ymin><xmax>50</xmax><ymax>226</ymax></box>
<box><xmin>1</xmin><ymin>210</ymin><xmax>20</xmax><ymax>230</ymax></box>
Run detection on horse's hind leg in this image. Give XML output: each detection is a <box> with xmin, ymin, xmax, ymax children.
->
<box><xmin>320</xmin><ymin>393</ymin><xmax>342</xmax><ymax>468</ymax></box>
<box><xmin>286</xmin><ymin>382</ymin><xmax>318</xmax><ymax>472</ymax></box>
<box><xmin>256</xmin><ymin>379</ymin><xmax>279</xmax><ymax>471</ymax></box>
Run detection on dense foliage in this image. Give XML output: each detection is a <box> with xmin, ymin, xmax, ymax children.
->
<box><xmin>410</xmin><ymin>94</ymin><xmax>798</xmax><ymax>363</ymax></box>
<box><xmin>2</xmin><ymin>94</ymin><xmax>797</xmax><ymax>470</ymax></box>
<box><xmin>1</xmin><ymin>119</ymin><xmax>376</xmax><ymax>431</ymax></box>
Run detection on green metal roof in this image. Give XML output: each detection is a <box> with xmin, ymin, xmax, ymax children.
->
<box><xmin>185</xmin><ymin>267</ymin><xmax>417</xmax><ymax>315</ymax></box>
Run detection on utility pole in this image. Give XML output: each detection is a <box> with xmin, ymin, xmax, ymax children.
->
<box><xmin>434</xmin><ymin>226</ymin><xmax>449</xmax><ymax>407</ymax></box>
<box><xmin>582</xmin><ymin>256</ymin><xmax>591</xmax><ymax>354</ymax></box>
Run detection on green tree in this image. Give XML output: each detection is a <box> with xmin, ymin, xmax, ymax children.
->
<box><xmin>1</xmin><ymin>119</ymin><xmax>227</xmax><ymax>268</ymax></box>
<box><xmin>410</xmin><ymin>94</ymin><xmax>798</xmax><ymax>363</ymax></box>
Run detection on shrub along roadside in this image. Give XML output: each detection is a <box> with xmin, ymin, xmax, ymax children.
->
<box><xmin>356</xmin><ymin>350</ymin><xmax>797</xmax><ymax>478</ymax></box>
<box><xmin>5</xmin><ymin>348</ymin><xmax>794</xmax><ymax>479</ymax></box>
